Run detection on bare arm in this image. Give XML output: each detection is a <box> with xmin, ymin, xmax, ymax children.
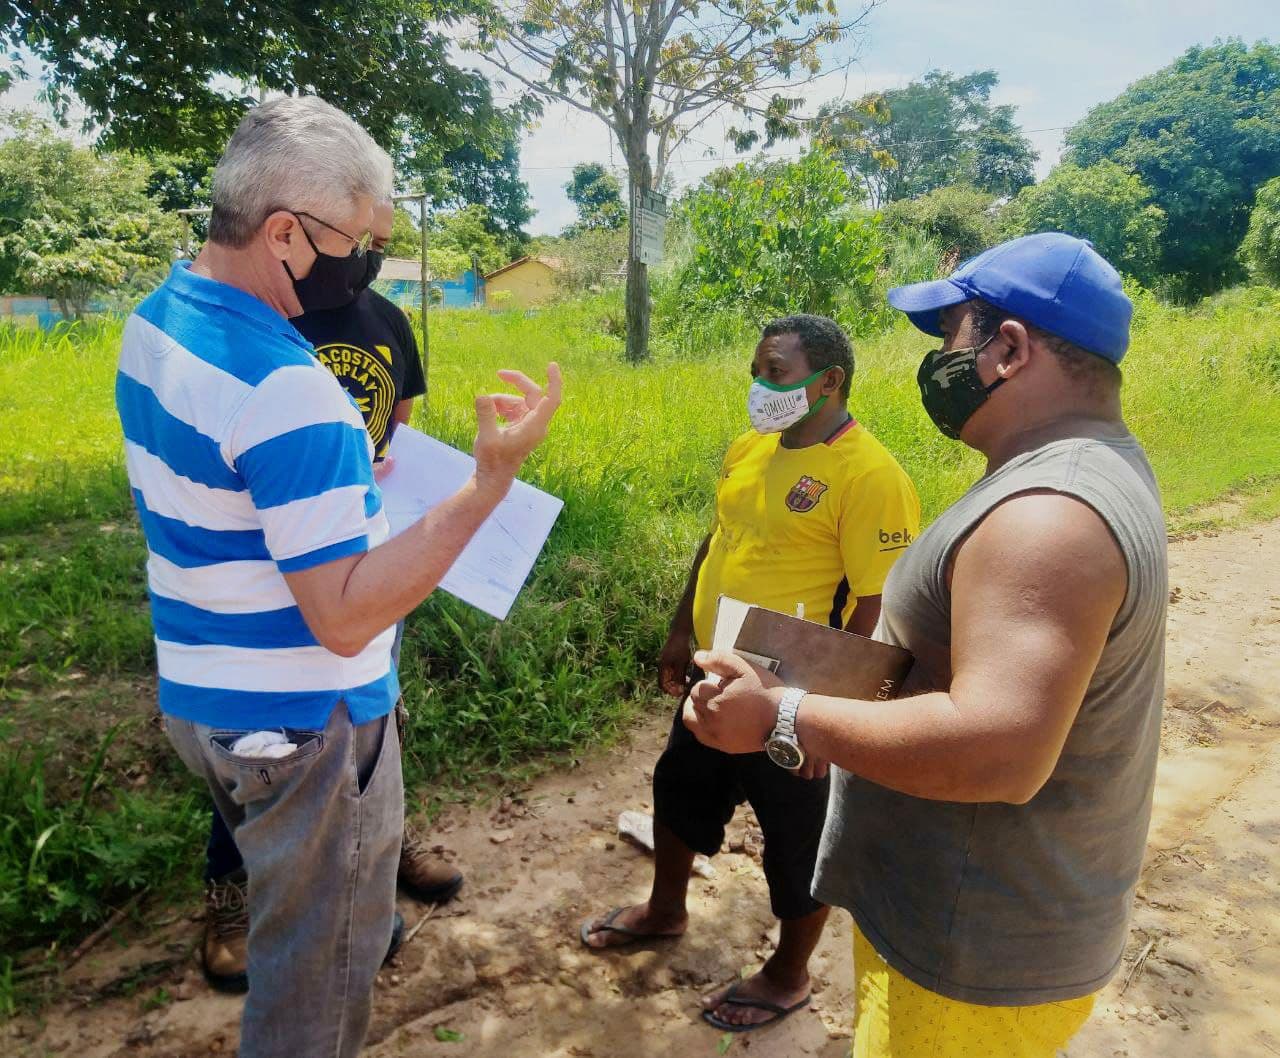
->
<box><xmin>657</xmin><ymin>534</ymin><xmax>711</xmax><ymax>696</ymax></box>
<box><xmin>669</xmin><ymin>535</ymin><xmax>710</xmax><ymax>640</ymax></box>
<box><xmin>285</xmin><ymin>366</ymin><xmax>562</xmax><ymax>657</ymax></box>
<box><xmin>684</xmin><ymin>493</ymin><xmax>1126</xmax><ymax>804</ymax></box>
<box><xmin>845</xmin><ymin>594</ymin><xmax>881</xmax><ymax>637</ymax></box>
<box><xmin>393</xmin><ymin>398</ymin><xmax>414</xmax><ymax>426</ymax></box>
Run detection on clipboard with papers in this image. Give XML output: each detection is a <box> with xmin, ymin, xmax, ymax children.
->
<box><xmin>712</xmin><ymin>595</ymin><xmax>914</xmax><ymax>701</ymax></box>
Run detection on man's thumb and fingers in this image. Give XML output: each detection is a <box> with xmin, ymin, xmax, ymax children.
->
<box><xmin>692</xmin><ymin>650</ymin><xmax>754</xmax><ymax>684</ymax></box>
<box><xmin>496</xmin><ymin>364</ymin><xmax>561</xmax><ymax>406</ymax></box>
<box><xmin>473</xmin><ymin>362</ymin><xmax>563</xmax><ymax>475</ymax></box>
<box><xmin>474</xmin><ymin>393</ymin><xmax>499</xmax><ymax>440</ymax></box>
<box><xmin>491</xmin><ymin>393</ymin><xmax>531</xmax><ymax>422</ymax></box>
<box><xmin>687</xmin><ymin>650</ymin><xmax>756</xmax><ymax>712</ymax></box>
<box><xmin>798</xmin><ymin>758</ymin><xmax>830</xmax><ymax>781</ymax></box>
<box><xmin>520</xmin><ymin>361</ymin><xmax>563</xmax><ymax>438</ymax></box>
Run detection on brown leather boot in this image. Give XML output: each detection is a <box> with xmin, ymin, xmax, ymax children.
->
<box><xmin>201</xmin><ymin>871</ymin><xmax>405</xmax><ymax>994</ymax></box>
<box><xmin>398</xmin><ymin>826</ymin><xmax>464</xmax><ymax>904</ymax></box>
<box><xmin>202</xmin><ymin>868</ymin><xmax>249</xmax><ymax>994</ymax></box>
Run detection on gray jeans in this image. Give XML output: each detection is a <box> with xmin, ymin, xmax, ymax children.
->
<box><xmin>166</xmin><ymin>703</ymin><xmax>403</xmax><ymax>1058</ymax></box>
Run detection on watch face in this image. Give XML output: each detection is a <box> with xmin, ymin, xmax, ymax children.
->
<box><xmin>766</xmin><ymin>737</ymin><xmax>803</xmax><ymax>770</ymax></box>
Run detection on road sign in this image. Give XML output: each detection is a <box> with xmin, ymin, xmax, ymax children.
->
<box><xmin>632</xmin><ymin>187</ymin><xmax>668</xmax><ymax>266</ymax></box>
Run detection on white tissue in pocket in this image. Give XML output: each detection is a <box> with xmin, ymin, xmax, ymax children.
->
<box><xmin>231</xmin><ymin>730</ymin><xmax>298</xmax><ymax>759</ymax></box>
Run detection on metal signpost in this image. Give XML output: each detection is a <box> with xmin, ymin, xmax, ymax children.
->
<box><xmin>392</xmin><ymin>191</ymin><xmax>430</xmax><ymax>407</ymax></box>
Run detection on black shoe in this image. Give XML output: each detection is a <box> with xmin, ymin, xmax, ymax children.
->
<box><xmin>383</xmin><ymin>910</ymin><xmax>405</xmax><ymax>965</ymax></box>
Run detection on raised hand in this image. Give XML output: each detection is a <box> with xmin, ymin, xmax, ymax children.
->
<box><xmin>473</xmin><ymin>362</ymin><xmax>562</xmax><ymax>494</ymax></box>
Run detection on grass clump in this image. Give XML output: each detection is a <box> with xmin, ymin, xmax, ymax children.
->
<box><xmin>0</xmin><ymin>720</ymin><xmax>206</xmax><ymax>967</ymax></box>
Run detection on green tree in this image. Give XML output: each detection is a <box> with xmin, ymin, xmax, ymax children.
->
<box><xmin>1064</xmin><ymin>39</ymin><xmax>1280</xmax><ymax>297</ymax></box>
<box><xmin>372</xmin><ymin>207</ymin><xmax>471</xmax><ymax>280</ymax></box>
<box><xmin>1242</xmin><ymin>175</ymin><xmax>1280</xmax><ymax>285</ymax></box>
<box><xmin>475</xmin><ymin>0</ymin><xmax>876</xmax><ymax>361</ymax></box>
<box><xmin>564</xmin><ymin>163</ymin><xmax>626</xmax><ymax>234</ymax></box>
<box><xmin>3</xmin><ymin>1</ymin><xmax>517</xmax><ymax>199</ymax></box>
<box><xmin>427</xmin><ymin>245</ymin><xmax>475</xmax><ymax>283</ymax></box>
<box><xmin>814</xmin><ymin>70</ymin><xmax>1038</xmax><ymax>207</ymax></box>
<box><xmin>537</xmin><ymin>229</ymin><xmax>628</xmax><ymax>293</ymax></box>
<box><xmin>1004</xmin><ymin>162</ymin><xmax>1166</xmax><ymax>285</ymax></box>
<box><xmin>385</xmin><ymin>208</ymin><xmax>423</xmax><ymax>259</ymax></box>
<box><xmin>677</xmin><ymin>150</ymin><xmax>882</xmax><ymax>324</ymax></box>
<box><xmin>434</xmin><ymin>136</ymin><xmax>535</xmax><ymax>251</ymax></box>
<box><xmin>880</xmin><ymin>185</ymin><xmax>999</xmax><ymax>263</ymax></box>
<box><xmin>431</xmin><ymin>205</ymin><xmax>507</xmax><ymax>276</ymax></box>
<box><xmin>0</xmin><ymin>113</ymin><xmax>177</xmax><ymax>318</ymax></box>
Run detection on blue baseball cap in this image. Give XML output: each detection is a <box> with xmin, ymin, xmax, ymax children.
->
<box><xmin>887</xmin><ymin>232</ymin><xmax>1133</xmax><ymax>363</ymax></box>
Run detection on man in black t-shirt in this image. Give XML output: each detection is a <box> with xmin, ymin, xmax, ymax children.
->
<box><xmin>295</xmin><ymin>212</ymin><xmax>425</xmax><ymax>465</ymax></box>
<box><xmin>199</xmin><ymin>201</ymin><xmax>464</xmax><ymax>995</ymax></box>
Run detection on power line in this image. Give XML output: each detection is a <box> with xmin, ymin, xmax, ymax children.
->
<box><xmin>512</xmin><ymin>124</ymin><xmax>1074</xmax><ymax>173</ymax></box>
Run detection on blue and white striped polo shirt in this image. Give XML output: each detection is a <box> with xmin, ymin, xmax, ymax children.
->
<box><xmin>117</xmin><ymin>262</ymin><xmax>398</xmax><ymax>730</ymax></box>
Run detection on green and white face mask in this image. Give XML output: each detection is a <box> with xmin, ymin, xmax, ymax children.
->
<box><xmin>747</xmin><ymin>368</ymin><xmax>828</xmax><ymax>434</ymax></box>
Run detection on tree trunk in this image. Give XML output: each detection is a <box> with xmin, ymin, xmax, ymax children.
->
<box><xmin>624</xmin><ymin>255</ymin><xmax>650</xmax><ymax>364</ymax></box>
<box><xmin>624</xmin><ymin>142</ymin><xmax>653</xmax><ymax>364</ymax></box>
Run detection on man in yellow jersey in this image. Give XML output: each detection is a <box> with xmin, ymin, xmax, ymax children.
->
<box><xmin>581</xmin><ymin>314</ymin><xmax>919</xmax><ymax>1034</ymax></box>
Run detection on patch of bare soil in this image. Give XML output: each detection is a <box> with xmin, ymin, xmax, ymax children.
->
<box><xmin>8</xmin><ymin>521</ymin><xmax>1280</xmax><ymax>1058</ymax></box>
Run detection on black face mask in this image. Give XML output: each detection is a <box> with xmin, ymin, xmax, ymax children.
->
<box><xmin>353</xmin><ymin>250</ymin><xmax>385</xmax><ymax>295</ymax></box>
<box><xmin>917</xmin><ymin>333</ymin><xmax>1005</xmax><ymax>440</ymax></box>
<box><xmin>283</xmin><ymin>217</ymin><xmax>368</xmax><ymax>314</ymax></box>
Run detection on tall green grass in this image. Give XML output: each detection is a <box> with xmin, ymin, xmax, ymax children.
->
<box><xmin>0</xmin><ymin>720</ymin><xmax>207</xmax><ymax>953</ymax></box>
<box><xmin>0</xmin><ymin>322</ymin><xmax>134</xmax><ymax>532</ymax></box>
<box><xmin>1</xmin><ymin>289</ymin><xmax>1279</xmax><ymax>961</ymax></box>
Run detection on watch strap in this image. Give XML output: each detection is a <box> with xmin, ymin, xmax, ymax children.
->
<box><xmin>774</xmin><ymin>686</ymin><xmax>806</xmax><ymax>739</ymax></box>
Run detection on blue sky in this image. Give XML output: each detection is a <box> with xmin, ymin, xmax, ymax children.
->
<box><xmin>4</xmin><ymin>1</ymin><xmax>1277</xmax><ymax>234</ymax></box>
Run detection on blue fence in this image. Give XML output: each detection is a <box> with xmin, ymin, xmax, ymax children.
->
<box><xmin>372</xmin><ymin>269</ymin><xmax>484</xmax><ymax>311</ymax></box>
<box><xmin>0</xmin><ymin>295</ymin><xmax>114</xmax><ymax>328</ymax></box>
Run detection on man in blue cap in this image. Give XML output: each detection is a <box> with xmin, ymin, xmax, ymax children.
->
<box><xmin>680</xmin><ymin>233</ymin><xmax>1168</xmax><ymax>1056</ymax></box>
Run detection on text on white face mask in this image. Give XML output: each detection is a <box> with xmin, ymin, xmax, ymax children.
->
<box><xmin>748</xmin><ymin>380</ymin><xmax>811</xmax><ymax>434</ymax></box>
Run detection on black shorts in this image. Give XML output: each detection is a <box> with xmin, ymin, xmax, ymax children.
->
<box><xmin>652</xmin><ymin>672</ymin><xmax>829</xmax><ymax>920</ymax></box>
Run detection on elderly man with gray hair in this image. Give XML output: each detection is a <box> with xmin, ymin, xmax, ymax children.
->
<box><xmin>115</xmin><ymin>96</ymin><xmax>561</xmax><ymax>1057</ymax></box>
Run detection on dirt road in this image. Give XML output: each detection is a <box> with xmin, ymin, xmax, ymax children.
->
<box><xmin>11</xmin><ymin>519</ymin><xmax>1280</xmax><ymax>1058</ymax></box>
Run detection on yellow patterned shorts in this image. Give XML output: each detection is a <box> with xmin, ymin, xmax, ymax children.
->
<box><xmin>851</xmin><ymin>925</ymin><xmax>1096</xmax><ymax>1058</ymax></box>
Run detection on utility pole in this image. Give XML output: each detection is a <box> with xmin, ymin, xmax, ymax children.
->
<box><xmin>419</xmin><ymin>192</ymin><xmax>429</xmax><ymax>406</ymax></box>
<box><xmin>176</xmin><ymin>209</ymin><xmax>200</xmax><ymax>258</ymax></box>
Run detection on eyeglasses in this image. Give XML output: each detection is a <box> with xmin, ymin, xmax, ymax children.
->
<box><xmin>294</xmin><ymin>211</ymin><xmax>373</xmax><ymax>257</ymax></box>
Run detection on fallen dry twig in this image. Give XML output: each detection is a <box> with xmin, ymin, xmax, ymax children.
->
<box><xmin>403</xmin><ymin>903</ymin><xmax>438</xmax><ymax>947</ymax></box>
<box><xmin>1120</xmin><ymin>938</ymin><xmax>1156</xmax><ymax>996</ymax></box>
<box><xmin>66</xmin><ymin>890</ymin><xmax>147</xmax><ymax>969</ymax></box>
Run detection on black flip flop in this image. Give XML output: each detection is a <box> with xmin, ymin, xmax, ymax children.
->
<box><xmin>579</xmin><ymin>906</ymin><xmax>684</xmax><ymax>949</ymax></box>
<box><xmin>701</xmin><ymin>981</ymin><xmax>812</xmax><ymax>1033</ymax></box>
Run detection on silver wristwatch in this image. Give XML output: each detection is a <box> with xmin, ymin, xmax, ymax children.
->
<box><xmin>765</xmin><ymin>687</ymin><xmax>807</xmax><ymax>770</ymax></box>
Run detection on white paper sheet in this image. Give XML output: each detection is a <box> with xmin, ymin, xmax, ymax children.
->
<box><xmin>712</xmin><ymin>595</ymin><xmax>780</xmax><ymax>672</ymax></box>
<box><xmin>378</xmin><ymin>426</ymin><xmax>563</xmax><ymax>620</ymax></box>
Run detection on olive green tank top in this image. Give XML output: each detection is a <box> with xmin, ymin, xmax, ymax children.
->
<box><xmin>812</xmin><ymin>435</ymin><xmax>1168</xmax><ymax>1005</ymax></box>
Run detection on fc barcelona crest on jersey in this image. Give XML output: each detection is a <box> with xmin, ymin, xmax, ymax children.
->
<box><xmin>785</xmin><ymin>475</ymin><xmax>829</xmax><ymax>513</ymax></box>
